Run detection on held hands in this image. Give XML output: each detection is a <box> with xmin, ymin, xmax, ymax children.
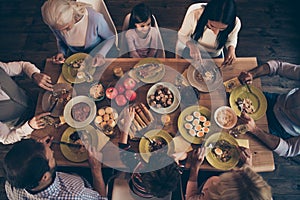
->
<box><xmin>87</xmin><ymin>145</ymin><xmax>103</xmax><ymax>170</ymax></box>
<box><xmin>187</xmin><ymin>41</ymin><xmax>202</xmax><ymax>61</ymax></box>
<box><xmin>239</xmin><ymin>112</ymin><xmax>257</xmax><ymax>133</ymax></box>
<box><xmin>239</xmin><ymin>146</ymin><xmax>252</xmax><ymax>167</ymax></box>
<box><xmin>52</xmin><ymin>53</ymin><xmax>65</xmax><ymax>64</ymax></box>
<box><xmin>29</xmin><ymin>112</ymin><xmax>51</xmax><ymax>130</ymax></box>
<box><xmin>238</xmin><ymin>71</ymin><xmax>253</xmax><ymax>84</ymax></box>
<box><xmin>190</xmin><ymin>147</ymin><xmax>206</xmax><ymax>171</ymax></box>
<box><xmin>32</xmin><ymin>72</ymin><xmax>53</xmax><ymax>91</ymax></box>
<box><xmin>222</xmin><ymin>46</ymin><xmax>236</xmax><ymax>66</ymax></box>
<box><xmin>123</xmin><ymin>107</ymin><xmax>135</xmax><ymax>135</ymax></box>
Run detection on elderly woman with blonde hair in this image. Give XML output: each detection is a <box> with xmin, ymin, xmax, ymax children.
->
<box><xmin>186</xmin><ymin>147</ymin><xmax>272</xmax><ymax>200</ymax></box>
<box><xmin>41</xmin><ymin>0</ymin><xmax>115</xmax><ymax>66</ymax></box>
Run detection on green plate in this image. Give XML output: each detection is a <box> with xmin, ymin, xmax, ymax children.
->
<box><xmin>177</xmin><ymin>105</ymin><xmax>211</xmax><ymax>144</ymax></box>
<box><xmin>62</xmin><ymin>53</ymin><xmax>95</xmax><ymax>83</ymax></box>
<box><xmin>204</xmin><ymin>132</ymin><xmax>240</xmax><ymax>170</ymax></box>
<box><xmin>134</xmin><ymin>58</ymin><xmax>165</xmax><ymax>83</ymax></box>
<box><xmin>229</xmin><ymin>85</ymin><xmax>267</xmax><ymax>120</ymax></box>
<box><xmin>60</xmin><ymin>125</ymin><xmax>98</xmax><ymax>163</ymax></box>
<box><xmin>139</xmin><ymin>129</ymin><xmax>174</xmax><ymax>163</ymax></box>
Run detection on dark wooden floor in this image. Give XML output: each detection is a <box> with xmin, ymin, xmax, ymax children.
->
<box><xmin>0</xmin><ymin>0</ymin><xmax>300</xmax><ymax>199</ymax></box>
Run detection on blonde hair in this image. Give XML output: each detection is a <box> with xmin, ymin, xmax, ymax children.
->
<box><xmin>208</xmin><ymin>166</ymin><xmax>272</xmax><ymax>200</ymax></box>
<box><xmin>41</xmin><ymin>0</ymin><xmax>91</xmax><ymax>29</ymax></box>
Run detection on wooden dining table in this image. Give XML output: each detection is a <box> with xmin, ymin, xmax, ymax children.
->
<box><xmin>32</xmin><ymin>57</ymin><xmax>275</xmax><ymax>172</ymax></box>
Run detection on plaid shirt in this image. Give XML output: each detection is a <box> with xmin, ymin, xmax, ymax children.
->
<box><xmin>5</xmin><ymin>172</ymin><xmax>107</xmax><ymax>200</ymax></box>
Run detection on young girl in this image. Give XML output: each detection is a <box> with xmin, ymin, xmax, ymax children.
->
<box><xmin>178</xmin><ymin>0</ymin><xmax>241</xmax><ymax>66</ymax></box>
<box><xmin>125</xmin><ymin>3</ymin><xmax>162</xmax><ymax>58</ymax></box>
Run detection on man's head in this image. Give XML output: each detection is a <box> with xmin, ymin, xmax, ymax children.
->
<box><xmin>4</xmin><ymin>139</ymin><xmax>56</xmax><ymax>190</ymax></box>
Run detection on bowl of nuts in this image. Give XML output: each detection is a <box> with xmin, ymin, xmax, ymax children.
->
<box><xmin>147</xmin><ymin>82</ymin><xmax>181</xmax><ymax>114</ymax></box>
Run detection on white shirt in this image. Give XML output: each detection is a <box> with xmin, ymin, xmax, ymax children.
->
<box><xmin>62</xmin><ymin>9</ymin><xmax>88</xmax><ymax>47</ymax></box>
<box><xmin>0</xmin><ymin>61</ymin><xmax>40</xmax><ymax>101</ymax></box>
<box><xmin>0</xmin><ymin>60</ymin><xmax>40</xmax><ymax>144</ymax></box>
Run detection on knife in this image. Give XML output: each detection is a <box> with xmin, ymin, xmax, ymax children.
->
<box><xmin>48</xmin><ymin>97</ymin><xmax>59</xmax><ymax>113</ymax></box>
<box><xmin>245</xmin><ymin>84</ymin><xmax>253</xmax><ymax>94</ymax></box>
<box><xmin>51</xmin><ymin>140</ymin><xmax>84</xmax><ymax>148</ymax></box>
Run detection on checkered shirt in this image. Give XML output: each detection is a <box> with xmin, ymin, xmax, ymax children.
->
<box><xmin>5</xmin><ymin>172</ymin><xmax>107</xmax><ymax>200</ymax></box>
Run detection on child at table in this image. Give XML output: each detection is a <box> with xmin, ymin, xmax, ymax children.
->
<box><xmin>125</xmin><ymin>3</ymin><xmax>162</xmax><ymax>58</ymax></box>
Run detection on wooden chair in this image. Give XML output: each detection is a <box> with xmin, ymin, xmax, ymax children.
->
<box><xmin>77</xmin><ymin>0</ymin><xmax>118</xmax><ymax>48</ymax></box>
<box><xmin>175</xmin><ymin>3</ymin><xmax>207</xmax><ymax>58</ymax></box>
<box><xmin>119</xmin><ymin>13</ymin><xmax>165</xmax><ymax>58</ymax></box>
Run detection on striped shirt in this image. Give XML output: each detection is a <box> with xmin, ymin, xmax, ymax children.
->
<box><xmin>5</xmin><ymin>172</ymin><xmax>107</xmax><ymax>200</ymax></box>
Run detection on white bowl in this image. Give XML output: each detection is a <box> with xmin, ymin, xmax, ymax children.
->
<box><xmin>214</xmin><ymin>106</ymin><xmax>237</xmax><ymax>129</ymax></box>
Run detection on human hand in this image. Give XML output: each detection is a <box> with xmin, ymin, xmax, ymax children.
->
<box><xmin>222</xmin><ymin>46</ymin><xmax>236</xmax><ymax>66</ymax></box>
<box><xmin>190</xmin><ymin>147</ymin><xmax>206</xmax><ymax>171</ymax></box>
<box><xmin>239</xmin><ymin>112</ymin><xmax>257</xmax><ymax>133</ymax></box>
<box><xmin>87</xmin><ymin>145</ymin><xmax>103</xmax><ymax>170</ymax></box>
<box><xmin>52</xmin><ymin>53</ymin><xmax>65</xmax><ymax>64</ymax></box>
<box><xmin>37</xmin><ymin>135</ymin><xmax>54</xmax><ymax>148</ymax></box>
<box><xmin>187</xmin><ymin>41</ymin><xmax>202</xmax><ymax>61</ymax></box>
<box><xmin>239</xmin><ymin>146</ymin><xmax>252</xmax><ymax>167</ymax></box>
<box><xmin>238</xmin><ymin>71</ymin><xmax>253</xmax><ymax>85</ymax></box>
<box><xmin>32</xmin><ymin>72</ymin><xmax>53</xmax><ymax>91</ymax></box>
<box><xmin>123</xmin><ymin>107</ymin><xmax>135</xmax><ymax>133</ymax></box>
<box><xmin>28</xmin><ymin>112</ymin><xmax>51</xmax><ymax>130</ymax></box>
<box><xmin>92</xmin><ymin>54</ymin><xmax>105</xmax><ymax>67</ymax></box>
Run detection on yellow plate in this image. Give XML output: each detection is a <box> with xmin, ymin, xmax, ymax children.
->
<box><xmin>62</xmin><ymin>53</ymin><xmax>95</xmax><ymax>84</ymax></box>
<box><xmin>60</xmin><ymin>125</ymin><xmax>98</xmax><ymax>163</ymax></box>
<box><xmin>139</xmin><ymin>129</ymin><xmax>174</xmax><ymax>163</ymax></box>
<box><xmin>133</xmin><ymin>58</ymin><xmax>165</xmax><ymax>83</ymax></box>
<box><xmin>177</xmin><ymin>105</ymin><xmax>211</xmax><ymax>144</ymax></box>
<box><xmin>229</xmin><ymin>85</ymin><xmax>267</xmax><ymax>120</ymax></box>
<box><xmin>204</xmin><ymin>132</ymin><xmax>240</xmax><ymax>170</ymax></box>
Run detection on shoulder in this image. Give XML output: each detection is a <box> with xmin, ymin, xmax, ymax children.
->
<box><xmin>86</xmin><ymin>7</ymin><xmax>105</xmax><ymax>22</ymax></box>
<box><xmin>125</xmin><ymin>29</ymin><xmax>136</xmax><ymax>38</ymax></box>
<box><xmin>188</xmin><ymin>7</ymin><xmax>205</xmax><ymax>21</ymax></box>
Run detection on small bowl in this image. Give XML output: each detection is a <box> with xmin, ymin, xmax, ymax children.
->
<box><xmin>214</xmin><ymin>106</ymin><xmax>237</xmax><ymax>129</ymax></box>
<box><xmin>88</xmin><ymin>82</ymin><xmax>105</xmax><ymax>101</ymax></box>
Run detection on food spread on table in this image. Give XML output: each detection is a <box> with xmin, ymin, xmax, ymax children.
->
<box><xmin>71</xmin><ymin>102</ymin><xmax>91</xmax><ymax>122</ymax></box>
<box><xmin>89</xmin><ymin>83</ymin><xmax>105</xmax><ymax>100</ymax></box>
<box><xmin>211</xmin><ymin>139</ymin><xmax>236</xmax><ymax>162</ymax></box>
<box><xmin>148</xmin><ymin>84</ymin><xmax>174</xmax><ymax>108</ymax></box>
<box><xmin>119</xmin><ymin>103</ymin><xmax>154</xmax><ymax>139</ymax></box>
<box><xmin>236</xmin><ymin>97</ymin><xmax>256</xmax><ymax>114</ymax></box>
<box><xmin>94</xmin><ymin>106</ymin><xmax>118</xmax><ymax>135</ymax></box>
<box><xmin>183</xmin><ymin>111</ymin><xmax>211</xmax><ymax>138</ymax></box>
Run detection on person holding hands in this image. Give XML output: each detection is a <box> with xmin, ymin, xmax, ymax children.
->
<box><xmin>186</xmin><ymin>147</ymin><xmax>272</xmax><ymax>200</ymax></box>
<box><xmin>238</xmin><ymin>60</ymin><xmax>300</xmax><ymax>157</ymax></box>
<box><xmin>0</xmin><ymin>60</ymin><xmax>53</xmax><ymax>144</ymax></box>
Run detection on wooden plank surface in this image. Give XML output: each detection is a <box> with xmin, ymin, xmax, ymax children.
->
<box><xmin>32</xmin><ymin>57</ymin><xmax>274</xmax><ymax>172</ymax></box>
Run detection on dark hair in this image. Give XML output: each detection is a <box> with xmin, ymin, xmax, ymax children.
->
<box><xmin>192</xmin><ymin>0</ymin><xmax>237</xmax><ymax>49</ymax></box>
<box><xmin>128</xmin><ymin>3</ymin><xmax>154</xmax><ymax>29</ymax></box>
<box><xmin>141</xmin><ymin>153</ymin><xmax>181</xmax><ymax>198</ymax></box>
<box><xmin>4</xmin><ymin>139</ymin><xmax>50</xmax><ymax>189</ymax></box>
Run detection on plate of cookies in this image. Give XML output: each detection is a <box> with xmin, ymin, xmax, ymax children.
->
<box><xmin>94</xmin><ymin>106</ymin><xmax>119</xmax><ymax>136</ymax></box>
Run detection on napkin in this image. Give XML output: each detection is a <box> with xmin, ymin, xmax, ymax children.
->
<box><xmin>236</xmin><ymin>139</ymin><xmax>249</xmax><ymax>148</ymax></box>
<box><xmin>172</xmin><ymin>136</ymin><xmax>193</xmax><ymax>153</ymax></box>
<box><xmin>96</xmin><ymin>129</ymin><xmax>110</xmax><ymax>151</ymax></box>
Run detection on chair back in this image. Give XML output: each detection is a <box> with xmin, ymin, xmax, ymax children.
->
<box><xmin>77</xmin><ymin>0</ymin><xmax>118</xmax><ymax>48</ymax></box>
<box><xmin>110</xmin><ymin>172</ymin><xmax>174</xmax><ymax>200</ymax></box>
<box><xmin>120</xmin><ymin>13</ymin><xmax>165</xmax><ymax>58</ymax></box>
<box><xmin>176</xmin><ymin>3</ymin><xmax>207</xmax><ymax>58</ymax></box>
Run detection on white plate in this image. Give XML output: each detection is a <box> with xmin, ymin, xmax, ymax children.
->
<box><xmin>214</xmin><ymin>106</ymin><xmax>237</xmax><ymax>129</ymax></box>
<box><xmin>147</xmin><ymin>82</ymin><xmax>181</xmax><ymax>114</ymax></box>
<box><xmin>64</xmin><ymin>96</ymin><xmax>96</xmax><ymax>128</ymax></box>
